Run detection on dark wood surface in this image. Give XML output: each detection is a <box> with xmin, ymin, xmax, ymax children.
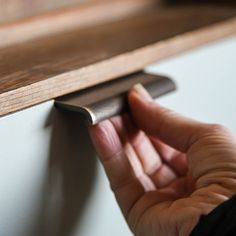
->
<box><xmin>0</xmin><ymin>0</ymin><xmax>157</xmax><ymax>48</ymax></box>
<box><xmin>1</xmin><ymin>0</ymin><xmax>234</xmax><ymax>25</ymax></box>
<box><xmin>0</xmin><ymin>5</ymin><xmax>236</xmax><ymax>116</ymax></box>
<box><xmin>0</xmin><ymin>0</ymin><xmax>98</xmax><ymax>24</ymax></box>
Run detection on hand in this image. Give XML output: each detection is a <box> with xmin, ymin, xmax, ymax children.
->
<box><xmin>89</xmin><ymin>84</ymin><xmax>236</xmax><ymax>236</ymax></box>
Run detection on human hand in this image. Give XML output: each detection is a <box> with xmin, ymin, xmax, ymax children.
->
<box><xmin>89</xmin><ymin>84</ymin><xmax>236</xmax><ymax>236</ymax></box>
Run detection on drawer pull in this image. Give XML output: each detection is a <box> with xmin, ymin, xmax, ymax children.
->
<box><xmin>55</xmin><ymin>72</ymin><xmax>176</xmax><ymax>124</ymax></box>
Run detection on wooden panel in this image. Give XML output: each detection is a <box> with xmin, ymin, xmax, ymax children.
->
<box><xmin>0</xmin><ymin>0</ymin><xmax>157</xmax><ymax>48</ymax></box>
<box><xmin>0</xmin><ymin>0</ymin><xmax>98</xmax><ymax>24</ymax></box>
<box><xmin>0</xmin><ymin>5</ymin><xmax>236</xmax><ymax>117</ymax></box>
<box><xmin>1</xmin><ymin>0</ymin><xmax>235</xmax><ymax>25</ymax></box>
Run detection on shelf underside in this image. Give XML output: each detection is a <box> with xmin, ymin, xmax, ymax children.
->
<box><xmin>0</xmin><ymin>5</ymin><xmax>236</xmax><ymax>116</ymax></box>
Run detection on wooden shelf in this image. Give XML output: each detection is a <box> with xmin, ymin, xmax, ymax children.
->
<box><xmin>0</xmin><ymin>5</ymin><xmax>236</xmax><ymax>116</ymax></box>
<box><xmin>0</xmin><ymin>0</ymin><xmax>157</xmax><ymax>48</ymax></box>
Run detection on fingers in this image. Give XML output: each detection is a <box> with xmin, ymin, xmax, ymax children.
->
<box><xmin>111</xmin><ymin>115</ymin><xmax>178</xmax><ymax>188</ymax></box>
<box><xmin>110</xmin><ymin>115</ymin><xmax>155</xmax><ymax>184</ymax></box>
<box><xmin>130</xmin><ymin>131</ymin><xmax>178</xmax><ymax>188</ymax></box>
<box><xmin>150</xmin><ymin>137</ymin><xmax>188</xmax><ymax>176</ymax></box>
<box><xmin>89</xmin><ymin>120</ymin><xmax>134</xmax><ymax>188</ymax></box>
<box><xmin>89</xmin><ymin>120</ymin><xmax>123</xmax><ymax>161</ymax></box>
<box><xmin>128</xmin><ymin>84</ymin><xmax>207</xmax><ymax>153</ymax></box>
<box><xmin>111</xmin><ymin>115</ymin><xmax>161</xmax><ymax>176</ymax></box>
<box><xmin>89</xmin><ymin>120</ymin><xmax>147</xmax><ymax>217</ymax></box>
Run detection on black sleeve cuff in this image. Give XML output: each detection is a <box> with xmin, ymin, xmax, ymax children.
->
<box><xmin>190</xmin><ymin>194</ymin><xmax>236</xmax><ymax>236</ymax></box>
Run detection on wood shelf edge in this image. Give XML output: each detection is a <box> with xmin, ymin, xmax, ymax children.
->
<box><xmin>1</xmin><ymin>16</ymin><xmax>236</xmax><ymax>117</ymax></box>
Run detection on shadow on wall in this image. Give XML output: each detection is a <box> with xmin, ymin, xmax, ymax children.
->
<box><xmin>34</xmin><ymin>108</ymin><xmax>97</xmax><ymax>236</ymax></box>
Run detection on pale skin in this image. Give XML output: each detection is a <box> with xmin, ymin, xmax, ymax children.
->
<box><xmin>89</xmin><ymin>84</ymin><xmax>236</xmax><ymax>236</ymax></box>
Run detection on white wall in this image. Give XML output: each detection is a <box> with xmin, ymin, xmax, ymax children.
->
<box><xmin>0</xmin><ymin>103</ymin><xmax>130</xmax><ymax>236</ymax></box>
<box><xmin>148</xmin><ymin>35</ymin><xmax>236</xmax><ymax>134</ymax></box>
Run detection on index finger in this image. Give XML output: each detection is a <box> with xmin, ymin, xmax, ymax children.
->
<box><xmin>89</xmin><ymin>120</ymin><xmax>147</xmax><ymax>217</ymax></box>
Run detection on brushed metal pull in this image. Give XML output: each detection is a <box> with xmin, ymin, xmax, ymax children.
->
<box><xmin>55</xmin><ymin>72</ymin><xmax>176</xmax><ymax>124</ymax></box>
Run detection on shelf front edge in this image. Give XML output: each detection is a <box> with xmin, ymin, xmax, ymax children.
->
<box><xmin>0</xmin><ymin>16</ymin><xmax>236</xmax><ymax>117</ymax></box>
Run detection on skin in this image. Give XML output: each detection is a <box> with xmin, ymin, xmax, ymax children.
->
<box><xmin>89</xmin><ymin>84</ymin><xmax>236</xmax><ymax>236</ymax></box>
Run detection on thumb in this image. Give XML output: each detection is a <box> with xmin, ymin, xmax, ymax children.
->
<box><xmin>128</xmin><ymin>84</ymin><xmax>208</xmax><ymax>153</ymax></box>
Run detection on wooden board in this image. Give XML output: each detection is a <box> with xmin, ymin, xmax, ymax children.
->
<box><xmin>0</xmin><ymin>5</ymin><xmax>236</xmax><ymax>116</ymax></box>
<box><xmin>1</xmin><ymin>0</ymin><xmax>235</xmax><ymax>25</ymax></box>
<box><xmin>0</xmin><ymin>0</ymin><xmax>99</xmax><ymax>24</ymax></box>
<box><xmin>0</xmin><ymin>0</ymin><xmax>157</xmax><ymax>48</ymax></box>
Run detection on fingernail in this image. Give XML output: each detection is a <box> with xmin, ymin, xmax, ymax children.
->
<box><xmin>132</xmin><ymin>83</ymin><xmax>153</xmax><ymax>102</ymax></box>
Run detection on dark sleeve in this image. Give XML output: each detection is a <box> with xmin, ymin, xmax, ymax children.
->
<box><xmin>190</xmin><ymin>195</ymin><xmax>236</xmax><ymax>236</ymax></box>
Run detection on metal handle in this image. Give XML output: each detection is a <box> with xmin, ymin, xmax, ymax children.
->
<box><xmin>55</xmin><ymin>71</ymin><xmax>176</xmax><ymax>124</ymax></box>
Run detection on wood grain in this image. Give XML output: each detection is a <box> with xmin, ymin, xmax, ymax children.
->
<box><xmin>0</xmin><ymin>5</ymin><xmax>236</xmax><ymax>116</ymax></box>
<box><xmin>0</xmin><ymin>0</ymin><xmax>157</xmax><ymax>48</ymax></box>
<box><xmin>0</xmin><ymin>0</ymin><xmax>99</xmax><ymax>24</ymax></box>
<box><xmin>2</xmin><ymin>0</ymin><xmax>234</xmax><ymax>25</ymax></box>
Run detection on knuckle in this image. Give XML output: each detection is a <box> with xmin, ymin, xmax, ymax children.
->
<box><xmin>205</xmin><ymin>123</ymin><xmax>229</xmax><ymax>135</ymax></box>
<box><xmin>189</xmin><ymin>123</ymin><xmax>233</xmax><ymax>153</ymax></box>
<box><xmin>157</xmin><ymin>107</ymin><xmax>176</xmax><ymax>128</ymax></box>
<box><xmin>159</xmin><ymin>106</ymin><xmax>176</xmax><ymax>118</ymax></box>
